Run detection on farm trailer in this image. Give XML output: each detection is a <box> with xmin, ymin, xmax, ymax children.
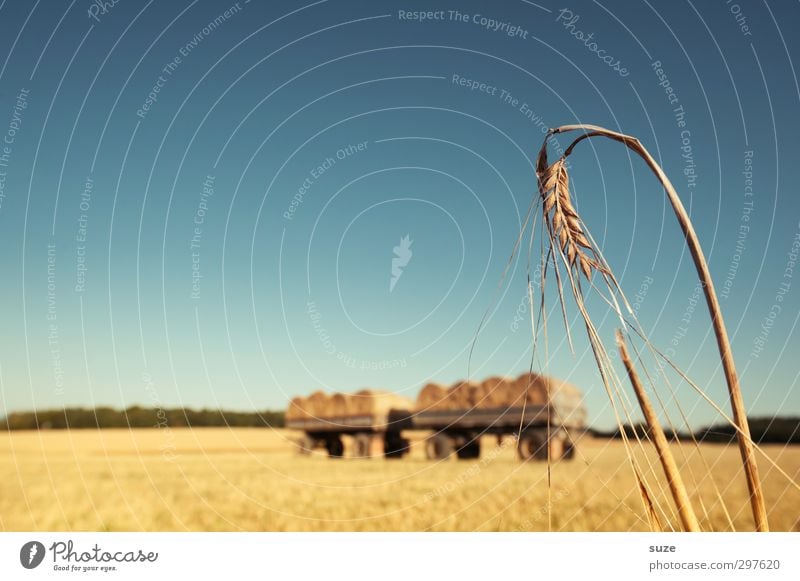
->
<box><xmin>413</xmin><ymin>400</ymin><xmax>587</xmax><ymax>461</ymax></box>
<box><xmin>286</xmin><ymin>408</ymin><xmax>412</xmax><ymax>459</ymax></box>
<box><xmin>286</xmin><ymin>399</ymin><xmax>587</xmax><ymax>461</ymax></box>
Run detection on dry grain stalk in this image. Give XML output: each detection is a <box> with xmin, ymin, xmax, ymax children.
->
<box><xmin>535</xmin><ymin>123</ymin><xmax>768</xmax><ymax>531</ymax></box>
<box><xmin>617</xmin><ymin>330</ymin><xmax>700</xmax><ymax>532</ymax></box>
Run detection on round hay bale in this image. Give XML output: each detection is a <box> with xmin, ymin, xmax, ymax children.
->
<box><xmin>350</xmin><ymin>389</ymin><xmax>413</xmax><ymax>417</ymax></box>
<box><xmin>415</xmin><ymin>380</ymin><xmax>481</xmax><ymax>411</ymax></box>
<box><xmin>288</xmin><ymin>389</ymin><xmax>414</xmax><ymax>422</ymax></box>
<box><xmin>350</xmin><ymin>389</ymin><xmax>375</xmax><ymax>415</ymax></box>
<box><xmin>286</xmin><ymin>396</ymin><xmax>308</xmax><ymax>420</ymax></box>
<box><xmin>547</xmin><ymin>378</ymin><xmax>582</xmax><ymax>407</ymax></box>
<box><xmin>512</xmin><ymin>373</ymin><xmax>546</xmax><ymax>405</ymax></box>
<box><xmin>367</xmin><ymin>389</ymin><xmax>414</xmax><ymax>416</ymax></box>
<box><xmin>448</xmin><ymin>380</ymin><xmax>479</xmax><ymax>408</ymax></box>
<box><xmin>416</xmin><ymin>382</ymin><xmax>447</xmax><ymax>410</ymax></box>
<box><xmin>330</xmin><ymin>393</ymin><xmax>350</xmax><ymax>417</ymax></box>
<box><xmin>476</xmin><ymin>376</ymin><xmax>517</xmax><ymax>408</ymax></box>
<box><xmin>305</xmin><ymin>390</ymin><xmax>329</xmax><ymax>417</ymax></box>
<box><xmin>411</xmin><ymin>372</ymin><xmax>583</xmax><ymax>413</ymax></box>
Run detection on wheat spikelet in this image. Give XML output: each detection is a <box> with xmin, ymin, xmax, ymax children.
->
<box><xmin>537</xmin><ymin>156</ymin><xmax>606</xmax><ymax>280</ymax></box>
<box><xmin>528</xmin><ymin>123</ymin><xmax>778</xmax><ymax>531</ymax></box>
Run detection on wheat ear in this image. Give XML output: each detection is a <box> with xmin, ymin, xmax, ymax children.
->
<box><xmin>537</xmin><ymin>124</ymin><xmax>768</xmax><ymax>531</ymax></box>
<box><xmin>537</xmin><ymin>152</ymin><xmax>606</xmax><ymax>281</ymax></box>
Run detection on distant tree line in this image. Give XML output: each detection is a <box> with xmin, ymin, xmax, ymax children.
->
<box><xmin>0</xmin><ymin>407</ymin><xmax>285</xmax><ymax>430</ymax></box>
<box><xmin>2</xmin><ymin>409</ymin><xmax>797</xmax><ymax>444</ymax></box>
<box><xmin>590</xmin><ymin>416</ymin><xmax>800</xmax><ymax>444</ymax></box>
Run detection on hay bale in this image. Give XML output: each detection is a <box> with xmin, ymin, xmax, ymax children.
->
<box><xmin>416</xmin><ymin>382</ymin><xmax>448</xmax><ymax>409</ymax></box>
<box><xmin>352</xmin><ymin>389</ymin><xmax>413</xmax><ymax>417</ymax></box>
<box><xmin>330</xmin><ymin>393</ymin><xmax>351</xmax><ymax>416</ymax></box>
<box><xmin>415</xmin><ymin>372</ymin><xmax>581</xmax><ymax>411</ymax></box>
<box><xmin>414</xmin><ymin>379</ymin><xmax>479</xmax><ymax>411</ymax></box>
<box><xmin>286</xmin><ymin>396</ymin><xmax>308</xmax><ymax>421</ymax></box>
<box><xmin>287</xmin><ymin>389</ymin><xmax>413</xmax><ymax>421</ymax></box>
<box><xmin>516</xmin><ymin>373</ymin><xmax>548</xmax><ymax>405</ymax></box>
<box><xmin>475</xmin><ymin>375</ymin><xmax>518</xmax><ymax>408</ymax></box>
<box><xmin>351</xmin><ymin>389</ymin><xmax>379</xmax><ymax>415</ymax></box>
<box><xmin>448</xmin><ymin>380</ymin><xmax>479</xmax><ymax>408</ymax></box>
<box><xmin>303</xmin><ymin>391</ymin><xmax>328</xmax><ymax>417</ymax></box>
<box><xmin>546</xmin><ymin>377</ymin><xmax>582</xmax><ymax>407</ymax></box>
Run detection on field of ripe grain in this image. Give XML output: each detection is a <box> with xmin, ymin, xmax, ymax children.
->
<box><xmin>0</xmin><ymin>428</ymin><xmax>798</xmax><ymax>531</ymax></box>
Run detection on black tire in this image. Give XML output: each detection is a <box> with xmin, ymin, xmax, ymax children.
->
<box><xmin>296</xmin><ymin>435</ymin><xmax>315</xmax><ymax>455</ymax></box>
<box><xmin>562</xmin><ymin>438</ymin><xmax>576</xmax><ymax>460</ymax></box>
<box><xmin>456</xmin><ymin>438</ymin><xmax>481</xmax><ymax>460</ymax></box>
<box><xmin>426</xmin><ymin>433</ymin><xmax>454</xmax><ymax>460</ymax></box>
<box><xmin>384</xmin><ymin>432</ymin><xmax>409</xmax><ymax>458</ymax></box>
<box><xmin>517</xmin><ymin>431</ymin><xmax>548</xmax><ymax>461</ymax></box>
<box><xmin>353</xmin><ymin>433</ymin><xmax>373</xmax><ymax>458</ymax></box>
<box><xmin>326</xmin><ymin>437</ymin><xmax>344</xmax><ymax>458</ymax></box>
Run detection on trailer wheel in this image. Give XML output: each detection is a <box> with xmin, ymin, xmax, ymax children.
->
<box><xmin>456</xmin><ymin>438</ymin><xmax>480</xmax><ymax>460</ymax></box>
<box><xmin>517</xmin><ymin>431</ymin><xmax>548</xmax><ymax>461</ymax></box>
<box><xmin>326</xmin><ymin>437</ymin><xmax>344</xmax><ymax>458</ymax></box>
<box><xmin>384</xmin><ymin>432</ymin><xmax>409</xmax><ymax>459</ymax></box>
<box><xmin>353</xmin><ymin>433</ymin><xmax>373</xmax><ymax>458</ymax></box>
<box><xmin>562</xmin><ymin>438</ymin><xmax>576</xmax><ymax>460</ymax></box>
<box><xmin>426</xmin><ymin>434</ymin><xmax>454</xmax><ymax>460</ymax></box>
<box><xmin>296</xmin><ymin>435</ymin><xmax>315</xmax><ymax>455</ymax></box>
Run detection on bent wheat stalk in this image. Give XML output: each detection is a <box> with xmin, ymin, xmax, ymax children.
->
<box><xmin>617</xmin><ymin>330</ymin><xmax>700</xmax><ymax>532</ymax></box>
<box><xmin>536</xmin><ymin>124</ymin><xmax>768</xmax><ymax>531</ymax></box>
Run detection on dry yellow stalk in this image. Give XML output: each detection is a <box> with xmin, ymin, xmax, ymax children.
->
<box><xmin>535</xmin><ymin>123</ymin><xmax>769</xmax><ymax>531</ymax></box>
<box><xmin>617</xmin><ymin>331</ymin><xmax>701</xmax><ymax>532</ymax></box>
<box><xmin>634</xmin><ymin>466</ymin><xmax>663</xmax><ymax>532</ymax></box>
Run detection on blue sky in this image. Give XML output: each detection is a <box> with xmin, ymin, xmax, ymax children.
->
<box><xmin>0</xmin><ymin>0</ymin><xmax>797</xmax><ymax>429</ymax></box>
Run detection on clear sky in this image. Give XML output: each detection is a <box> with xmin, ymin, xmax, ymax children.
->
<box><xmin>0</xmin><ymin>0</ymin><xmax>797</xmax><ymax>430</ymax></box>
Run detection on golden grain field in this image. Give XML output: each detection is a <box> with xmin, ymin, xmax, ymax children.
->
<box><xmin>0</xmin><ymin>428</ymin><xmax>797</xmax><ymax>532</ymax></box>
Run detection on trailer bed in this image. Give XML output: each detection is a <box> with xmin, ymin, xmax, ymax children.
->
<box><xmin>412</xmin><ymin>404</ymin><xmax>586</xmax><ymax>431</ymax></box>
<box><xmin>286</xmin><ymin>415</ymin><xmax>380</xmax><ymax>432</ymax></box>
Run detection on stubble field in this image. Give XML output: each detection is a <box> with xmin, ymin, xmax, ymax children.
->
<box><xmin>0</xmin><ymin>428</ymin><xmax>798</xmax><ymax>532</ymax></box>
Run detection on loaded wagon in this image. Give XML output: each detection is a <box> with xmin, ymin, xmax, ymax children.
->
<box><xmin>286</xmin><ymin>373</ymin><xmax>587</xmax><ymax>461</ymax></box>
<box><xmin>285</xmin><ymin>390</ymin><xmax>413</xmax><ymax>458</ymax></box>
